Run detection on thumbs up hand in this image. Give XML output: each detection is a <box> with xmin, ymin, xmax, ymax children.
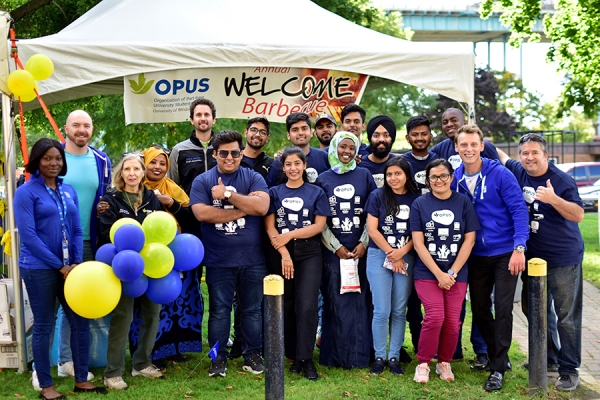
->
<box><xmin>211</xmin><ymin>176</ymin><xmax>228</xmax><ymax>200</ymax></box>
<box><xmin>535</xmin><ymin>179</ymin><xmax>555</xmax><ymax>204</ymax></box>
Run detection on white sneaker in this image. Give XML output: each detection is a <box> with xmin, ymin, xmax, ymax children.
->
<box><xmin>58</xmin><ymin>361</ymin><xmax>95</xmax><ymax>380</ymax></box>
<box><xmin>413</xmin><ymin>362</ymin><xmax>430</xmax><ymax>384</ymax></box>
<box><xmin>435</xmin><ymin>361</ymin><xmax>455</xmax><ymax>382</ymax></box>
<box><xmin>31</xmin><ymin>370</ymin><xmax>41</xmax><ymax>391</ymax></box>
<box><xmin>104</xmin><ymin>376</ymin><xmax>128</xmax><ymax>390</ymax></box>
<box><xmin>132</xmin><ymin>364</ymin><xmax>163</xmax><ymax>378</ymax></box>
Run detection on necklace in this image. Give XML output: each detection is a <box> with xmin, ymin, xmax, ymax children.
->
<box><xmin>124</xmin><ymin>191</ymin><xmax>138</xmax><ymax>212</ymax></box>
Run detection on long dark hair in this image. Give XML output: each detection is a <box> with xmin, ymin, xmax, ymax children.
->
<box><xmin>280</xmin><ymin>146</ymin><xmax>308</xmax><ymax>184</ymax></box>
<box><xmin>382</xmin><ymin>156</ymin><xmax>417</xmax><ymax>217</ymax></box>
<box><xmin>26</xmin><ymin>138</ymin><xmax>68</xmax><ymax>176</ymax></box>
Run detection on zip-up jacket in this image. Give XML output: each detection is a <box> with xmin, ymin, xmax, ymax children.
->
<box><xmin>240</xmin><ymin>151</ymin><xmax>274</xmax><ymax>180</ymax></box>
<box><xmin>169</xmin><ymin>131</ymin><xmax>217</xmax><ymax>195</ymax></box>
<box><xmin>61</xmin><ymin>143</ymin><xmax>112</xmax><ymax>253</ymax></box>
<box><xmin>452</xmin><ymin>158</ymin><xmax>529</xmax><ymax>257</ymax></box>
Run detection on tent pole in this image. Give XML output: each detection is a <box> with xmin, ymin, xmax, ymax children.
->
<box><xmin>2</xmin><ymin>93</ymin><xmax>27</xmax><ymax>372</ymax></box>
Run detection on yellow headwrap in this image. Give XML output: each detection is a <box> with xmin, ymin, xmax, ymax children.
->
<box><xmin>141</xmin><ymin>146</ymin><xmax>189</xmax><ymax>207</ymax></box>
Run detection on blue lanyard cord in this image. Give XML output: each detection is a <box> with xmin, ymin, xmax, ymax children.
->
<box><xmin>45</xmin><ymin>182</ymin><xmax>69</xmax><ymax>265</ymax></box>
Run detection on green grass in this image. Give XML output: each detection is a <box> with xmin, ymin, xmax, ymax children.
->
<box><xmin>581</xmin><ymin>213</ymin><xmax>600</xmax><ymax>289</ymax></box>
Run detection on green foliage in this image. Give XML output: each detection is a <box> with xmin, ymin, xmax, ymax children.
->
<box><xmin>481</xmin><ymin>0</ymin><xmax>600</xmax><ymax>117</ymax></box>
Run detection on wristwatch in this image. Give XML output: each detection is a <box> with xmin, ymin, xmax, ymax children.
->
<box><xmin>224</xmin><ymin>190</ymin><xmax>232</xmax><ymax>200</ymax></box>
<box><xmin>515</xmin><ymin>245</ymin><xmax>526</xmax><ymax>253</ymax></box>
<box><xmin>447</xmin><ymin>269</ymin><xmax>455</xmax><ymax>277</ymax></box>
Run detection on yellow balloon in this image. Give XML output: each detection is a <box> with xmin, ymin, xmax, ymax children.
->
<box><xmin>140</xmin><ymin>242</ymin><xmax>174</xmax><ymax>278</ymax></box>
<box><xmin>19</xmin><ymin>82</ymin><xmax>39</xmax><ymax>103</ymax></box>
<box><xmin>142</xmin><ymin>211</ymin><xmax>177</xmax><ymax>245</ymax></box>
<box><xmin>25</xmin><ymin>54</ymin><xmax>54</xmax><ymax>81</ymax></box>
<box><xmin>110</xmin><ymin>217</ymin><xmax>143</xmax><ymax>243</ymax></box>
<box><xmin>7</xmin><ymin>70</ymin><xmax>35</xmax><ymax>97</ymax></box>
<box><xmin>64</xmin><ymin>261</ymin><xmax>122</xmax><ymax>319</ymax></box>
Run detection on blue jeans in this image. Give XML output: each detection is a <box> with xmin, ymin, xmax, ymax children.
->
<box><xmin>366</xmin><ymin>247</ymin><xmax>414</xmax><ymax>360</ymax></box>
<box><xmin>21</xmin><ymin>267</ymin><xmax>90</xmax><ymax>388</ymax></box>
<box><xmin>205</xmin><ymin>265</ymin><xmax>267</xmax><ymax>358</ymax></box>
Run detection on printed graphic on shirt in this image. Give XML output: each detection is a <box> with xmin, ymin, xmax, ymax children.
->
<box><xmin>448</xmin><ymin>155</ymin><xmax>462</xmax><ymax>170</ymax></box>
<box><xmin>306</xmin><ymin>167</ymin><xmax>318</xmax><ymax>183</ymax></box>
<box><xmin>372</xmin><ymin>173</ymin><xmax>384</xmax><ymax>188</ymax></box>
<box><xmin>214</xmin><ymin>186</ymin><xmax>244</xmax><ymax>235</ymax></box>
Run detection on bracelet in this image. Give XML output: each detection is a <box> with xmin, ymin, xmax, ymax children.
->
<box><xmin>282</xmin><ymin>257</ymin><xmax>291</xmax><ymax>261</ymax></box>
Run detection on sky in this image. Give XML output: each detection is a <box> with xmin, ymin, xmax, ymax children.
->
<box><xmin>375</xmin><ymin>0</ymin><xmax>564</xmax><ymax>102</ymax></box>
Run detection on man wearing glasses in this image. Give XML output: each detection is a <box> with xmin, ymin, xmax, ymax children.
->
<box><xmin>169</xmin><ymin>98</ymin><xmax>218</xmax><ymax>194</ymax></box>
<box><xmin>265</xmin><ymin>112</ymin><xmax>329</xmax><ymax>187</ymax></box>
<box><xmin>240</xmin><ymin>117</ymin><xmax>274</xmax><ymax>179</ymax></box>
<box><xmin>498</xmin><ymin>134</ymin><xmax>584</xmax><ymax>392</ymax></box>
<box><xmin>452</xmin><ymin>124</ymin><xmax>529</xmax><ymax>392</ymax></box>
<box><xmin>190</xmin><ymin>130</ymin><xmax>270</xmax><ymax>378</ymax></box>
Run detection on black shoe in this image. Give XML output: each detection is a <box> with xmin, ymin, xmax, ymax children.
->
<box><xmin>452</xmin><ymin>352</ymin><xmax>464</xmax><ymax>361</ymax></box>
<box><xmin>484</xmin><ymin>371</ymin><xmax>504</xmax><ymax>391</ymax></box>
<box><xmin>73</xmin><ymin>386</ymin><xmax>108</xmax><ymax>394</ymax></box>
<box><xmin>171</xmin><ymin>353</ymin><xmax>188</xmax><ymax>363</ymax></box>
<box><xmin>548</xmin><ymin>363</ymin><xmax>559</xmax><ymax>372</ymax></box>
<box><xmin>388</xmin><ymin>358</ymin><xmax>404</xmax><ymax>375</ymax></box>
<box><xmin>399</xmin><ymin>347</ymin><xmax>412</xmax><ymax>363</ymax></box>
<box><xmin>301</xmin><ymin>359</ymin><xmax>318</xmax><ymax>381</ymax></box>
<box><xmin>242</xmin><ymin>351</ymin><xmax>265</xmax><ymax>374</ymax></box>
<box><xmin>289</xmin><ymin>360</ymin><xmax>302</xmax><ymax>374</ymax></box>
<box><xmin>153</xmin><ymin>358</ymin><xmax>168</xmax><ymax>370</ymax></box>
<box><xmin>470</xmin><ymin>353</ymin><xmax>489</xmax><ymax>371</ymax></box>
<box><xmin>370</xmin><ymin>357</ymin><xmax>385</xmax><ymax>375</ymax></box>
<box><xmin>228</xmin><ymin>339</ymin><xmax>243</xmax><ymax>359</ymax></box>
<box><xmin>209</xmin><ymin>355</ymin><xmax>227</xmax><ymax>377</ymax></box>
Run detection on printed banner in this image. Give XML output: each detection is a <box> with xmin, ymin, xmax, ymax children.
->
<box><xmin>123</xmin><ymin>67</ymin><xmax>369</xmax><ymax>124</ymax></box>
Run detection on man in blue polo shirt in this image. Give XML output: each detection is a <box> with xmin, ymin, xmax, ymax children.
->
<box><xmin>498</xmin><ymin>134</ymin><xmax>584</xmax><ymax>392</ymax></box>
<box><xmin>190</xmin><ymin>130</ymin><xmax>270</xmax><ymax>378</ymax></box>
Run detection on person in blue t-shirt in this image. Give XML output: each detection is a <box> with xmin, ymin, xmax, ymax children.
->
<box><xmin>340</xmin><ymin>103</ymin><xmax>372</xmax><ymax>158</ymax></box>
<box><xmin>430</xmin><ymin>108</ymin><xmax>499</xmax><ymax>170</ymax></box>
<box><xmin>410</xmin><ymin>159</ymin><xmax>480</xmax><ymax>384</ymax></box>
<box><xmin>365</xmin><ymin>156</ymin><xmax>419</xmax><ymax>375</ymax></box>
<box><xmin>266</xmin><ymin>113</ymin><xmax>329</xmax><ymax>186</ymax></box>
<box><xmin>498</xmin><ymin>134</ymin><xmax>584</xmax><ymax>391</ymax></box>
<box><xmin>190</xmin><ymin>130</ymin><xmax>270</xmax><ymax>378</ymax></box>
<box><xmin>316</xmin><ymin>132</ymin><xmax>377</xmax><ymax>369</ymax></box>
<box><xmin>402</xmin><ymin>115</ymin><xmax>439</xmax><ymax>195</ymax></box>
<box><xmin>264</xmin><ymin>146</ymin><xmax>330</xmax><ymax>381</ymax></box>
<box><xmin>358</xmin><ymin>115</ymin><xmax>397</xmax><ymax>188</ymax></box>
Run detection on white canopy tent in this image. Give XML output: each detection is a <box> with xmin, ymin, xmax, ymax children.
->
<box><xmin>14</xmin><ymin>0</ymin><xmax>475</xmax><ymax>111</ymax></box>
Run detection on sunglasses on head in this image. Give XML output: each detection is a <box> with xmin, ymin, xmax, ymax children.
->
<box><xmin>519</xmin><ymin>133</ymin><xmax>546</xmax><ymax>145</ymax></box>
<box><xmin>217</xmin><ymin>150</ymin><xmax>242</xmax><ymax>159</ymax></box>
<box><xmin>151</xmin><ymin>143</ymin><xmax>171</xmax><ymax>155</ymax></box>
<box><xmin>122</xmin><ymin>152</ymin><xmax>145</xmax><ymax>160</ymax></box>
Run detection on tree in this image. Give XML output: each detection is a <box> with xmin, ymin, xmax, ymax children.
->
<box><xmin>480</xmin><ymin>0</ymin><xmax>600</xmax><ymax>117</ymax></box>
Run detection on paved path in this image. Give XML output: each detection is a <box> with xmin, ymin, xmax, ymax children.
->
<box><xmin>512</xmin><ymin>280</ymin><xmax>600</xmax><ymax>387</ymax></box>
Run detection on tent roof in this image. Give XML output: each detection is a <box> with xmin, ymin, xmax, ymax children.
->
<box><xmin>15</xmin><ymin>0</ymin><xmax>474</xmax><ymax>110</ymax></box>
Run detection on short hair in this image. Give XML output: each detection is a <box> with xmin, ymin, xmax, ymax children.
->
<box><xmin>285</xmin><ymin>112</ymin><xmax>311</xmax><ymax>132</ymax></box>
<box><xmin>405</xmin><ymin>116</ymin><xmax>431</xmax><ymax>134</ymax></box>
<box><xmin>455</xmin><ymin>124</ymin><xmax>483</xmax><ymax>144</ymax></box>
<box><xmin>518</xmin><ymin>133</ymin><xmax>547</xmax><ymax>153</ymax></box>
<box><xmin>212</xmin><ymin>130</ymin><xmax>243</xmax><ymax>151</ymax></box>
<box><xmin>246</xmin><ymin>117</ymin><xmax>271</xmax><ymax>134</ymax></box>
<box><xmin>26</xmin><ymin>138</ymin><xmax>67</xmax><ymax>176</ymax></box>
<box><xmin>189</xmin><ymin>98</ymin><xmax>217</xmax><ymax>119</ymax></box>
<box><xmin>280</xmin><ymin>146</ymin><xmax>309</xmax><ymax>183</ymax></box>
<box><xmin>341</xmin><ymin>103</ymin><xmax>366</xmax><ymax>123</ymax></box>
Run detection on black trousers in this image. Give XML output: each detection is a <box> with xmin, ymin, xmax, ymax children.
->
<box><xmin>468</xmin><ymin>252</ymin><xmax>518</xmax><ymax>373</ymax></box>
<box><xmin>266</xmin><ymin>236</ymin><xmax>322</xmax><ymax>361</ymax></box>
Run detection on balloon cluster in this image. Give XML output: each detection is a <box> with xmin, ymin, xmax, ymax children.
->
<box><xmin>7</xmin><ymin>54</ymin><xmax>54</xmax><ymax>102</ymax></box>
<box><xmin>65</xmin><ymin>212</ymin><xmax>204</xmax><ymax>319</ymax></box>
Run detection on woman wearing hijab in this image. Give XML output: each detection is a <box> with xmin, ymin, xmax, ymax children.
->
<box><xmin>128</xmin><ymin>145</ymin><xmax>204</xmax><ymax>369</ymax></box>
<box><xmin>315</xmin><ymin>131</ymin><xmax>377</xmax><ymax>369</ymax></box>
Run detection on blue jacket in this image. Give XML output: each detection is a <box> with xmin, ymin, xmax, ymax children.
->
<box><xmin>62</xmin><ymin>143</ymin><xmax>112</xmax><ymax>252</ymax></box>
<box><xmin>14</xmin><ymin>176</ymin><xmax>83</xmax><ymax>269</ymax></box>
<box><xmin>452</xmin><ymin>158</ymin><xmax>529</xmax><ymax>257</ymax></box>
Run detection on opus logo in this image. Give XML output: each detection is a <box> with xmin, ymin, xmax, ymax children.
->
<box><xmin>129</xmin><ymin>74</ymin><xmax>210</xmax><ymax>95</ymax></box>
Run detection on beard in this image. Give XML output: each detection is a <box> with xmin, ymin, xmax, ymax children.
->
<box><xmin>318</xmin><ymin>136</ymin><xmax>332</xmax><ymax>146</ymax></box>
<box><xmin>371</xmin><ymin>141</ymin><xmax>392</xmax><ymax>159</ymax></box>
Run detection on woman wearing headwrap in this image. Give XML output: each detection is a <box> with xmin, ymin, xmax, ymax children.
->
<box><xmin>127</xmin><ymin>145</ymin><xmax>204</xmax><ymax>369</ymax></box>
<box><xmin>315</xmin><ymin>132</ymin><xmax>378</xmax><ymax>369</ymax></box>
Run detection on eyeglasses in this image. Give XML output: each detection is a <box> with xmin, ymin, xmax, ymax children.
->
<box><xmin>248</xmin><ymin>127</ymin><xmax>269</xmax><ymax>137</ymax></box>
<box><xmin>217</xmin><ymin>150</ymin><xmax>242</xmax><ymax>159</ymax></box>
<box><xmin>152</xmin><ymin>143</ymin><xmax>171</xmax><ymax>155</ymax></box>
<box><xmin>427</xmin><ymin>173</ymin><xmax>452</xmax><ymax>182</ymax></box>
<box><xmin>519</xmin><ymin>133</ymin><xmax>546</xmax><ymax>145</ymax></box>
<box><xmin>122</xmin><ymin>152</ymin><xmax>145</xmax><ymax>160</ymax></box>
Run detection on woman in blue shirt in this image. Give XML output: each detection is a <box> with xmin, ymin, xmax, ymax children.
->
<box><xmin>14</xmin><ymin>138</ymin><xmax>105</xmax><ymax>399</ymax></box>
<box><xmin>265</xmin><ymin>146</ymin><xmax>330</xmax><ymax>380</ymax></box>
<box><xmin>365</xmin><ymin>156</ymin><xmax>419</xmax><ymax>375</ymax></box>
<box><xmin>316</xmin><ymin>132</ymin><xmax>377</xmax><ymax>369</ymax></box>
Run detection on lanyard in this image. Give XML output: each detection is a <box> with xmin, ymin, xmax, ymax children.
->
<box><xmin>45</xmin><ymin>182</ymin><xmax>69</xmax><ymax>266</ymax></box>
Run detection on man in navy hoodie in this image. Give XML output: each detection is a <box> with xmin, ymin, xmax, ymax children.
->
<box><xmin>452</xmin><ymin>124</ymin><xmax>529</xmax><ymax>391</ymax></box>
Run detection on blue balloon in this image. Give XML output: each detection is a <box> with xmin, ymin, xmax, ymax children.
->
<box><xmin>95</xmin><ymin>243</ymin><xmax>118</xmax><ymax>265</ymax></box>
<box><xmin>122</xmin><ymin>274</ymin><xmax>148</xmax><ymax>298</ymax></box>
<box><xmin>146</xmin><ymin>270</ymin><xmax>182</xmax><ymax>304</ymax></box>
<box><xmin>111</xmin><ymin>250</ymin><xmax>144</xmax><ymax>282</ymax></box>
<box><xmin>168</xmin><ymin>234</ymin><xmax>204</xmax><ymax>271</ymax></box>
<box><xmin>114</xmin><ymin>224</ymin><xmax>145</xmax><ymax>253</ymax></box>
